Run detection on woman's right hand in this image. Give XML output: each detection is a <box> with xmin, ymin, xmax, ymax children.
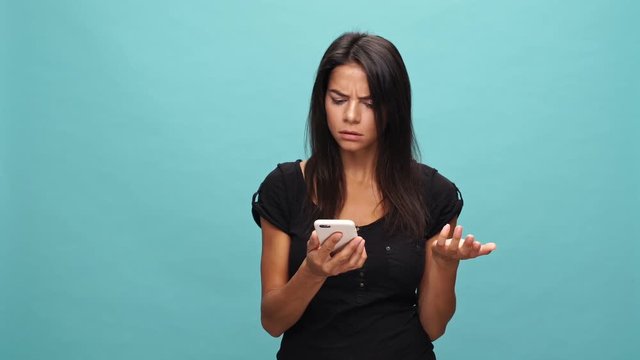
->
<box><xmin>304</xmin><ymin>231</ymin><xmax>368</xmax><ymax>278</ymax></box>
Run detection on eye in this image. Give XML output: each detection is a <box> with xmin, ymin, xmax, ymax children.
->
<box><xmin>331</xmin><ymin>98</ymin><xmax>346</xmax><ymax>105</ymax></box>
<box><xmin>362</xmin><ymin>101</ymin><xmax>374</xmax><ymax>108</ymax></box>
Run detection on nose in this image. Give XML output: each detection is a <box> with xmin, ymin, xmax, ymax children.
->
<box><xmin>344</xmin><ymin>100</ymin><xmax>360</xmax><ymax>124</ymax></box>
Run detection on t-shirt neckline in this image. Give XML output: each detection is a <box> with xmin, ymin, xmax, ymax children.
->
<box><xmin>294</xmin><ymin>159</ymin><xmax>386</xmax><ymax>229</ymax></box>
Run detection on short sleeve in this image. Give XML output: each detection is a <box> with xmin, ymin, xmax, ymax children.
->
<box><xmin>424</xmin><ymin>169</ymin><xmax>464</xmax><ymax>239</ymax></box>
<box><xmin>251</xmin><ymin>165</ymin><xmax>291</xmax><ymax>233</ymax></box>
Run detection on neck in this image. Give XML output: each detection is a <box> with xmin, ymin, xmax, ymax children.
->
<box><xmin>340</xmin><ymin>149</ymin><xmax>377</xmax><ymax>184</ymax></box>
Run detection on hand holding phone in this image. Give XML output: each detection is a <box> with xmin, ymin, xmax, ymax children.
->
<box><xmin>305</xmin><ymin>219</ymin><xmax>367</xmax><ymax>278</ymax></box>
<box><xmin>313</xmin><ymin>219</ymin><xmax>358</xmax><ymax>251</ymax></box>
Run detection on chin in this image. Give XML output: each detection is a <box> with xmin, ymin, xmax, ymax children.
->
<box><xmin>337</xmin><ymin>142</ymin><xmax>375</xmax><ymax>155</ymax></box>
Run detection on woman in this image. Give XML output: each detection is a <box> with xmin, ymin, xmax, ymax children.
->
<box><xmin>251</xmin><ymin>32</ymin><xmax>496</xmax><ymax>360</ymax></box>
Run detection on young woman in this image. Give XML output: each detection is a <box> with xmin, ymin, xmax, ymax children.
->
<box><xmin>251</xmin><ymin>32</ymin><xmax>496</xmax><ymax>360</ymax></box>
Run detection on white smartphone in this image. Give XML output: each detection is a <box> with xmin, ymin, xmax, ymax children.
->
<box><xmin>313</xmin><ymin>219</ymin><xmax>358</xmax><ymax>250</ymax></box>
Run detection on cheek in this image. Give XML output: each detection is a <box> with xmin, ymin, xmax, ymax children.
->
<box><xmin>365</xmin><ymin>112</ymin><xmax>377</xmax><ymax>133</ymax></box>
<box><xmin>325</xmin><ymin>105</ymin><xmax>340</xmax><ymax>129</ymax></box>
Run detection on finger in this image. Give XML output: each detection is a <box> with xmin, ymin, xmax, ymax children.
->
<box><xmin>453</xmin><ymin>225</ymin><xmax>463</xmax><ymax>239</ymax></box>
<box><xmin>458</xmin><ymin>234</ymin><xmax>475</xmax><ymax>257</ymax></box>
<box><xmin>463</xmin><ymin>241</ymin><xmax>494</xmax><ymax>259</ymax></box>
<box><xmin>326</xmin><ymin>240</ymin><xmax>352</xmax><ymax>273</ymax></box>
<box><xmin>463</xmin><ymin>240</ymin><xmax>481</xmax><ymax>259</ymax></box>
<box><xmin>473</xmin><ymin>241</ymin><xmax>482</xmax><ymax>251</ymax></box>
<box><xmin>329</xmin><ymin>237</ymin><xmax>359</xmax><ymax>265</ymax></box>
<box><xmin>461</xmin><ymin>235</ymin><xmax>475</xmax><ymax>249</ymax></box>
<box><xmin>437</xmin><ymin>224</ymin><xmax>450</xmax><ymax>247</ymax></box>
<box><xmin>432</xmin><ymin>238</ymin><xmax>447</xmax><ymax>256</ymax></box>
<box><xmin>346</xmin><ymin>236</ymin><xmax>362</xmax><ymax>251</ymax></box>
<box><xmin>319</xmin><ymin>232</ymin><xmax>343</xmax><ymax>255</ymax></box>
<box><xmin>347</xmin><ymin>238</ymin><xmax>365</xmax><ymax>268</ymax></box>
<box><xmin>478</xmin><ymin>242</ymin><xmax>497</xmax><ymax>256</ymax></box>
<box><xmin>448</xmin><ymin>225</ymin><xmax>463</xmax><ymax>254</ymax></box>
<box><xmin>356</xmin><ymin>245</ymin><xmax>368</xmax><ymax>268</ymax></box>
<box><xmin>307</xmin><ymin>231</ymin><xmax>320</xmax><ymax>252</ymax></box>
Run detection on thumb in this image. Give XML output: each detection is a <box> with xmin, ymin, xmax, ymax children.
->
<box><xmin>319</xmin><ymin>232</ymin><xmax>343</xmax><ymax>255</ymax></box>
<box><xmin>307</xmin><ymin>231</ymin><xmax>320</xmax><ymax>252</ymax></box>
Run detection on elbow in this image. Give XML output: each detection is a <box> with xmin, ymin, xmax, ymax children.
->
<box><xmin>260</xmin><ymin>297</ymin><xmax>286</xmax><ymax>337</ymax></box>
<box><xmin>420</xmin><ymin>303</ymin><xmax>455</xmax><ymax>342</ymax></box>
<box><xmin>261</xmin><ymin>315</ymin><xmax>284</xmax><ymax>338</ymax></box>
<box><xmin>421</xmin><ymin>313</ymin><xmax>448</xmax><ymax>341</ymax></box>
<box><xmin>427</xmin><ymin>325</ymin><xmax>446</xmax><ymax>341</ymax></box>
<box><xmin>264</xmin><ymin>327</ymin><xmax>284</xmax><ymax>338</ymax></box>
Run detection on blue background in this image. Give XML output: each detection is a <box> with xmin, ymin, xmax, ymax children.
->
<box><xmin>2</xmin><ymin>0</ymin><xmax>638</xmax><ymax>359</ymax></box>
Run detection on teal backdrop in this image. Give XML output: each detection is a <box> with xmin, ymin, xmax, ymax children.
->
<box><xmin>2</xmin><ymin>0</ymin><xmax>639</xmax><ymax>359</ymax></box>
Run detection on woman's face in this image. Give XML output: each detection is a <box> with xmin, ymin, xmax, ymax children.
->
<box><xmin>325</xmin><ymin>62</ymin><xmax>377</xmax><ymax>156</ymax></box>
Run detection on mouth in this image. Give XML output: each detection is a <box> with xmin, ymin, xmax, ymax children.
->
<box><xmin>339</xmin><ymin>130</ymin><xmax>363</xmax><ymax>136</ymax></box>
<box><xmin>338</xmin><ymin>130</ymin><xmax>364</xmax><ymax>141</ymax></box>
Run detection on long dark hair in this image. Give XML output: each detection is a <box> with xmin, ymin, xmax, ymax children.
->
<box><xmin>304</xmin><ymin>32</ymin><xmax>428</xmax><ymax>237</ymax></box>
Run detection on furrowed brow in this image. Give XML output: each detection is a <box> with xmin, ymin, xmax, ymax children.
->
<box><xmin>328</xmin><ymin>89</ymin><xmax>371</xmax><ymax>100</ymax></box>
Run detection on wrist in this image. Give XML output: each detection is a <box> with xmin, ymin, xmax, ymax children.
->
<box><xmin>300</xmin><ymin>259</ymin><xmax>328</xmax><ymax>282</ymax></box>
<box><xmin>431</xmin><ymin>255</ymin><xmax>460</xmax><ymax>272</ymax></box>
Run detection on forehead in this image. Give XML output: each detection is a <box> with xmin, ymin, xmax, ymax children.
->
<box><xmin>327</xmin><ymin>63</ymin><xmax>370</xmax><ymax>94</ymax></box>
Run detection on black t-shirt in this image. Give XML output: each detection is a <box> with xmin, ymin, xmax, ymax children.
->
<box><xmin>252</xmin><ymin>160</ymin><xmax>463</xmax><ymax>360</ymax></box>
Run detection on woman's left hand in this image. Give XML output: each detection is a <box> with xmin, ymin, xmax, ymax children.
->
<box><xmin>431</xmin><ymin>224</ymin><xmax>496</xmax><ymax>263</ymax></box>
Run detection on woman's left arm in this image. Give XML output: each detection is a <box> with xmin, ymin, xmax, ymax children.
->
<box><xmin>418</xmin><ymin>218</ymin><xmax>496</xmax><ymax>341</ymax></box>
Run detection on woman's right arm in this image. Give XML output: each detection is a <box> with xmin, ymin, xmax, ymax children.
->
<box><xmin>259</xmin><ymin>217</ymin><xmax>367</xmax><ymax>337</ymax></box>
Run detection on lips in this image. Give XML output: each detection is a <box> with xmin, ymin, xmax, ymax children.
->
<box><xmin>338</xmin><ymin>130</ymin><xmax>363</xmax><ymax>141</ymax></box>
<box><xmin>339</xmin><ymin>130</ymin><xmax>363</xmax><ymax>136</ymax></box>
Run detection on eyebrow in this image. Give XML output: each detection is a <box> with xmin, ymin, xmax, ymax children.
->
<box><xmin>328</xmin><ymin>89</ymin><xmax>372</xmax><ymax>100</ymax></box>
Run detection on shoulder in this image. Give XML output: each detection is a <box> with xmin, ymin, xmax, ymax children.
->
<box><xmin>252</xmin><ymin>160</ymin><xmax>303</xmax><ymax>231</ymax></box>
<box><xmin>415</xmin><ymin>162</ymin><xmax>464</xmax><ymax>237</ymax></box>
<box><xmin>415</xmin><ymin>161</ymin><xmax>463</xmax><ymax>212</ymax></box>
<box><xmin>261</xmin><ymin>160</ymin><xmax>303</xmax><ymax>187</ymax></box>
<box><xmin>414</xmin><ymin>162</ymin><xmax>459</xmax><ymax>197</ymax></box>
